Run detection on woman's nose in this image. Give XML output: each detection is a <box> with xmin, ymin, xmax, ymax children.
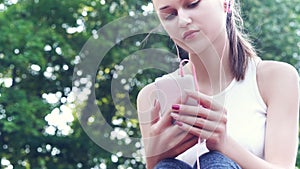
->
<box><xmin>178</xmin><ymin>10</ymin><xmax>192</xmax><ymax>27</ymax></box>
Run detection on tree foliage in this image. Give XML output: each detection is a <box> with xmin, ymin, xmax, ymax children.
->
<box><xmin>0</xmin><ymin>0</ymin><xmax>299</xmax><ymax>168</ymax></box>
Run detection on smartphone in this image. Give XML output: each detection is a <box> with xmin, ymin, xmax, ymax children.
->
<box><xmin>154</xmin><ymin>74</ymin><xmax>198</xmax><ymax>116</ymax></box>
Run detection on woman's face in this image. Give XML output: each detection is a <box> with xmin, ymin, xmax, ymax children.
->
<box><xmin>152</xmin><ymin>0</ymin><xmax>227</xmax><ymax>54</ymax></box>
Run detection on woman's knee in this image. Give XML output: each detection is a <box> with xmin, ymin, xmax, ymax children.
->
<box><xmin>154</xmin><ymin>158</ymin><xmax>192</xmax><ymax>169</ymax></box>
<box><xmin>195</xmin><ymin>151</ymin><xmax>241</xmax><ymax>169</ymax></box>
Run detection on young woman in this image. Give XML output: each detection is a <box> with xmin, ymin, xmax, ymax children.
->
<box><xmin>136</xmin><ymin>0</ymin><xmax>299</xmax><ymax>168</ymax></box>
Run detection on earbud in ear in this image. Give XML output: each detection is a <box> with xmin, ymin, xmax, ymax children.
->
<box><xmin>224</xmin><ymin>0</ymin><xmax>231</xmax><ymax>13</ymax></box>
<box><xmin>227</xmin><ymin>0</ymin><xmax>231</xmax><ymax>13</ymax></box>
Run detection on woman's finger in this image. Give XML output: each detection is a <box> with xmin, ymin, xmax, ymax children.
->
<box><xmin>151</xmin><ymin>99</ymin><xmax>160</xmax><ymax>125</ymax></box>
<box><xmin>138</xmin><ymin>99</ymin><xmax>161</xmax><ymax>126</ymax></box>
<box><xmin>155</xmin><ymin>96</ymin><xmax>183</xmax><ymax>129</ymax></box>
<box><xmin>156</xmin><ymin>110</ymin><xmax>177</xmax><ymax>131</ymax></box>
<box><xmin>150</xmin><ymin>95</ymin><xmax>183</xmax><ymax>127</ymax></box>
<box><xmin>172</xmin><ymin>113</ymin><xmax>226</xmax><ymax>132</ymax></box>
<box><xmin>171</xmin><ymin>104</ymin><xmax>227</xmax><ymax>123</ymax></box>
<box><xmin>175</xmin><ymin>120</ymin><xmax>215</xmax><ymax>139</ymax></box>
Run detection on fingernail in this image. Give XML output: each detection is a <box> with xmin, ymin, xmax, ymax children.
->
<box><xmin>172</xmin><ymin>104</ymin><xmax>180</xmax><ymax>110</ymax></box>
<box><xmin>175</xmin><ymin>121</ymin><xmax>183</xmax><ymax>127</ymax></box>
<box><xmin>171</xmin><ymin>113</ymin><xmax>179</xmax><ymax>120</ymax></box>
<box><xmin>153</xmin><ymin>99</ymin><xmax>157</xmax><ymax>107</ymax></box>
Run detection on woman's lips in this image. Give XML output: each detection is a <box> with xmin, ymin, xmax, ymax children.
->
<box><xmin>182</xmin><ymin>30</ymin><xmax>200</xmax><ymax>40</ymax></box>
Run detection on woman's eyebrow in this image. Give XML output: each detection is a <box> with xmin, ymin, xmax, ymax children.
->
<box><xmin>159</xmin><ymin>5</ymin><xmax>170</xmax><ymax>10</ymax></box>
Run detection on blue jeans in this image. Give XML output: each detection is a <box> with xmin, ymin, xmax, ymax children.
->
<box><xmin>154</xmin><ymin>151</ymin><xmax>242</xmax><ymax>169</ymax></box>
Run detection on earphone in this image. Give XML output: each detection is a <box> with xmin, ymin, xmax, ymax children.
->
<box><xmin>225</xmin><ymin>0</ymin><xmax>231</xmax><ymax>13</ymax></box>
<box><xmin>171</xmin><ymin>2</ymin><xmax>231</xmax><ymax>166</ymax></box>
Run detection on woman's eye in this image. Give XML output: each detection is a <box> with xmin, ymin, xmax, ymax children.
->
<box><xmin>187</xmin><ymin>0</ymin><xmax>200</xmax><ymax>8</ymax></box>
<box><xmin>165</xmin><ymin>11</ymin><xmax>177</xmax><ymax>20</ymax></box>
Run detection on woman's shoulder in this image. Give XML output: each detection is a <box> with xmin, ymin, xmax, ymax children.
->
<box><xmin>137</xmin><ymin>82</ymin><xmax>156</xmax><ymax>103</ymax></box>
<box><xmin>256</xmin><ymin>60</ymin><xmax>299</xmax><ymax>104</ymax></box>
<box><xmin>256</xmin><ymin>60</ymin><xmax>298</xmax><ymax>80</ymax></box>
<box><xmin>136</xmin><ymin>82</ymin><xmax>157</xmax><ymax>115</ymax></box>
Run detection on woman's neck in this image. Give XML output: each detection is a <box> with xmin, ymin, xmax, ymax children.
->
<box><xmin>187</xmin><ymin>37</ymin><xmax>233</xmax><ymax>95</ymax></box>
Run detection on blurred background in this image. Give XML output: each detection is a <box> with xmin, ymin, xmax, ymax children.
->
<box><xmin>0</xmin><ymin>0</ymin><xmax>299</xmax><ymax>168</ymax></box>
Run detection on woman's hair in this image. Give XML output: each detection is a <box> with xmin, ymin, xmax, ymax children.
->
<box><xmin>227</xmin><ymin>0</ymin><xmax>258</xmax><ymax>81</ymax></box>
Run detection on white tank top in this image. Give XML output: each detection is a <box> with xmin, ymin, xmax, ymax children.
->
<box><xmin>174</xmin><ymin>57</ymin><xmax>267</xmax><ymax>166</ymax></box>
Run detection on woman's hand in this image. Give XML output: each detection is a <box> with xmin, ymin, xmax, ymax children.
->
<box><xmin>140</xmin><ymin>99</ymin><xmax>198</xmax><ymax>169</ymax></box>
<box><xmin>170</xmin><ymin>89</ymin><xmax>228</xmax><ymax>153</ymax></box>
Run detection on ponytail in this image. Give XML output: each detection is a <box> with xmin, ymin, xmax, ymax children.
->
<box><xmin>226</xmin><ymin>0</ymin><xmax>257</xmax><ymax>81</ymax></box>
